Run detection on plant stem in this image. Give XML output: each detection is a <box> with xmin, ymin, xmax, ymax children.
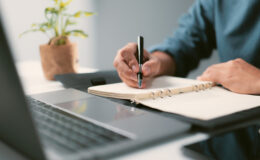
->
<box><xmin>55</xmin><ymin>12</ymin><xmax>60</xmax><ymax>37</ymax></box>
<box><xmin>61</xmin><ymin>13</ymin><xmax>64</xmax><ymax>36</ymax></box>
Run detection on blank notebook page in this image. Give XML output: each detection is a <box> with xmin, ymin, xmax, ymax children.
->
<box><xmin>138</xmin><ymin>87</ymin><xmax>260</xmax><ymax>120</ymax></box>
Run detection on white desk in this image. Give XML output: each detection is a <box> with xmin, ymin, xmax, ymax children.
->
<box><xmin>0</xmin><ymin>61</ymin><xmax>208</xmax><ymax>160</ymax></box>
<box><xmin>16</xmin><ymin>61</ymin><xmax>97</xmax><ymax>95</ymax></box>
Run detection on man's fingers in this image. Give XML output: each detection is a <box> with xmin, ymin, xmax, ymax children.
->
<box><xmin>198</xmin><ymin>63</ymin><xmax>227</xmax><ymax>84</ymax></box>
<box><xmin>128</xmin><ymin>59</ymin><xmax>139</xmax><ymax>73</ymax></box>
<box><xmin>119</xmin><ymin>43</ymin><xmax>139</xmax><ymax>72</ymax></box>
<box><xmin>143</xmin><ymin>50</ymin><xmax>151</xmax><ymax>62</ymax></box>
<box><xmin>117</xmin><ymin>62</ymin><xmax>137</xmax><ymax>82</ymax></box>
<box><xmin>142</xmin><ymin>58</ymin><xmax>159</xmax><ymax>77</ymax></box>
<box><xmin>119</xmin><ymin>74</ymin><xmax>139</xmax><ymax>88</ymax></box>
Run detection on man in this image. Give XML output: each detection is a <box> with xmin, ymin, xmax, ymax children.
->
<box><xmin>113</xmin><ymin>0</ymin><xmax>260</xmax><ymax>95</ymax></box>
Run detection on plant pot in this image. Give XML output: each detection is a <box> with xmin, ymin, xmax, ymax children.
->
<box><xmin>39</xmin><ymin>42</ymin><xmax>78</xmax><ymax>80</ymax></box>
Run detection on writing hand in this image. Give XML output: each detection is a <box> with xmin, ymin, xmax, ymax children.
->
<box><xmin>113</xmin><ymin>43</ymin><xmax>162</xmax><ymax>88</ymax></box>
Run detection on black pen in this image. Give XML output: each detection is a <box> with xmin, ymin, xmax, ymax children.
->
<box><xmin>137</xmin><ymin>36</ymin><xmax>143</xmax><ymax>88</ymax></box>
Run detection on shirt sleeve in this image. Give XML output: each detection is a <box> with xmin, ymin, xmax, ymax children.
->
<box><xmin>148</xmin><ymin>0</ymin><xmax>216</xmax><ymax>77</ymax></box>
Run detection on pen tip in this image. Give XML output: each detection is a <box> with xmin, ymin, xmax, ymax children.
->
<box><xmin>138</xmin><ymin>80</ymin><xmax>142</xmax><ymax>88</ymax></box>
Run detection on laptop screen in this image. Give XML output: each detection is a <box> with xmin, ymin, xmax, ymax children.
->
<box><xmin>0</xmin><ymin>7</ymin><xmax>46</xmax><ymax>160</ymax></box>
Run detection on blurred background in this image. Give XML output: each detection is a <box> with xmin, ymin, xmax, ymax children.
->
<box><xmin>0</xmin><ymin>0</ymin><xmax>219</xmax><ymax>78</ymax></box>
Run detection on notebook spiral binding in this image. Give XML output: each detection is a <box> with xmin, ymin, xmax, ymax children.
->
<box><xmin>131</xmin><ymin>82</ymin><xmax>214</xmax><ymax>104</ymax></box>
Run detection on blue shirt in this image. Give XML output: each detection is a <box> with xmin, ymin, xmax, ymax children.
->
<box><xmin>149</xmin><ymin>0</ymin><xmax>260</xmax><ymax>77</ymax></box>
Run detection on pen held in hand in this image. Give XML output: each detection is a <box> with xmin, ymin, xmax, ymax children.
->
<box><xmin>137</xmin><ymin>36</ymin><xmax>144</xmax><ymax>88</ymax></box>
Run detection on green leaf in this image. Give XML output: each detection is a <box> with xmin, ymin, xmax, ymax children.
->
<box><xmin>45</xmin><ymin>7</ymin><xmax>58</xmax><ymax>14</ymax></box>
<box><xmin>19</xmin><ymin>28</ymin><xmax>47</xmax><ymax>38</ymax></box>
<box><xmin>74</xmin><ymin>11</ymin><xmax>81</xmax><ymax>18</ymax></box>
<box><xmin>31</xmin><ymin>23</ymin><xmax>37</xmax><ymax>27</ymax></box>
<box><xmin>73</xmin><ymin>11</ymin><xmax>94</xmax><ymax>18</ymax></box>
<box><xmin>65</xmin><ymin>19</ymin><xmax>77</xmax><ymax>26</ymax></box>
<box><xmin>53</xmin><ymin>0</ymin><xmax>59</xmax><ymax>5</ymax></box>
<box><xmin>65</xmin><ymin>30</ymin><xmax>88</xmax><ymax>38</ymax></box>
<box><xmin>60</xmin><ymin>0</ymin><xmax>73</xmax><ymax>9</ymax></box>
<box><xmin>84</xmin><ymin>12</ymin><xmax>94</xmax><ymax>17</ymax></box>
<box><xmin>39</xmin><ymin>22</ymin><xmax>51</xmax><ymax>29</ymax></box>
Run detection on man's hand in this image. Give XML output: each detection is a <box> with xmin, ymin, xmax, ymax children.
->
<box><xmin>197</xmin><ymin>58</ymin><xmax>260</xmax><ymax>94</ymax></box>
<box><xmin>113</xmin><ymin>43</ymin><xmax>175</xmax><ymax>88</ymax></box>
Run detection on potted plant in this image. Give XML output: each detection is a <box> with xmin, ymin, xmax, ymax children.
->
<box><xmin>21</xmin><ymin>0</ymin><xmax>94</xmax><ymax>80</ymax></box>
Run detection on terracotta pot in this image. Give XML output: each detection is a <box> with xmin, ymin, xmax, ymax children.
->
<box><xmin>39</xmin><ymin>42</ymin><xmax>78</xmax><ymax>80</ymax></box>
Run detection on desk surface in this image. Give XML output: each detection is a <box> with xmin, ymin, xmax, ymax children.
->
<box><xmin>0</xmin><ymin>60</ymin><xmax>208</xmax><ymax>160</ymax></box>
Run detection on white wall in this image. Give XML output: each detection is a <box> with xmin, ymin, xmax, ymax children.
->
<box><xmin>0</xmin><ymin>0</ymin><xmax>97</xmax><ymax>67</ymax></box>
<box><xmin>94</xmin><ymin>0</ymin><xmax>219</xmax><ymax>78</ymax></box>
<box><xmin>94</xmin><ymin>0</ymin><xmax>194</xmax><ymax>69</ymax></box>
<box><xmin>1</xmin><ymin>0</ymin><xmax>219</xmax><ymax>78</ymax></box>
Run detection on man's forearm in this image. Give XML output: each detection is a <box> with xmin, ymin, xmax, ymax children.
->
<box><xmin>151</xmin><ymin>51</ymin><xmax>176</xmax><ymax>76</ymax></box>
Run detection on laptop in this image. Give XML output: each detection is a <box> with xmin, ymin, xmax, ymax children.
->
<box><xmin>0</xmin><ymin>9</ymin><xmax>190</xmax><ymax>160</ymax></box>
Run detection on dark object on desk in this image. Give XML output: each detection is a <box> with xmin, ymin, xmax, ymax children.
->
<box><xmin>184</xmin><ymin>122</ymin><xmax>260</xmax><ymax>160</ymax></box>
<box><xmin>55</xmin><ymin>70</ymin><xmax>121</xmax><ymax>90</ymax></box>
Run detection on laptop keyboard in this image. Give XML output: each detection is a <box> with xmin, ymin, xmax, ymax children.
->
<box><xmin>27</xmin><ymin>97</ymin><xmax>129</xmax><ymax>153</ymax></box>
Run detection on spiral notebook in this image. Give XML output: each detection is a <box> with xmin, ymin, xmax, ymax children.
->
<box><xmin>88</xmin><ymin>76</ymin><xmax>260</xmax><ymax>121</ymax></box>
